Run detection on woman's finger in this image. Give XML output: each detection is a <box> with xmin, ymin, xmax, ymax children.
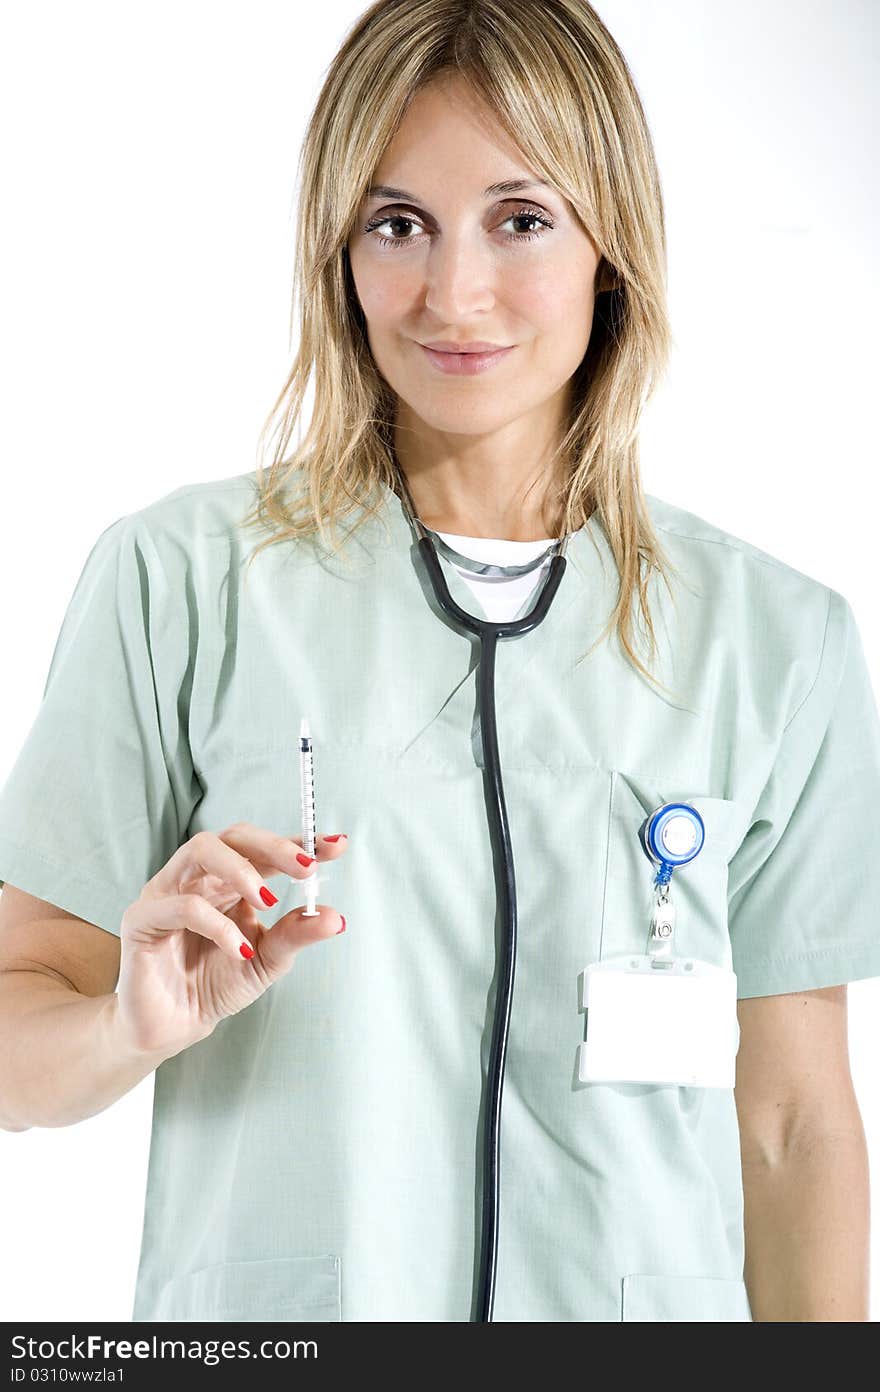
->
<box><xmin>145</xmin><ymin>827</ymin><xmax>306</xmax><ymax>913</ymax></box>
<box><xmin>121</xmin><ymin>892</ymin><xmax>260</xmax><ymax>962</ymax></box>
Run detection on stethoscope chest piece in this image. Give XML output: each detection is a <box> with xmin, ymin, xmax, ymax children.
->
<box><xmin>639</xmin><ymin>802</ymin><xmax>705</xmax><ymax>884</ymax></box>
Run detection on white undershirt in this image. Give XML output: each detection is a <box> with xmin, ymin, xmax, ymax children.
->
<box><xmin>435</xmin><ymin>532</ymin><xmax>554</xmax><ymax>622</ymax></box>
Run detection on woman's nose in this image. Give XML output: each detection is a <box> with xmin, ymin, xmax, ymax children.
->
<box><xmin>423</xmin><ymin>234</ymin><xmax>496</xmax><ymax>319</ymax></box>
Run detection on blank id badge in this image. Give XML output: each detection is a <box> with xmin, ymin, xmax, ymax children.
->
<box><xmin>577</xmin><ymin>800</ymin><xmax>740</xmax><ymax>1089</ymax></box>
<box><xmin>577</xmin><ymin>954</ymin><xmax>740</xmax><ymax>1088</ymax></box>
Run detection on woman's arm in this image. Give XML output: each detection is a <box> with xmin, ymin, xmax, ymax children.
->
<box><xmin>734</xmin><ymin>985</ymin><xmax>870</xmax><ymax>1321</ymax></box>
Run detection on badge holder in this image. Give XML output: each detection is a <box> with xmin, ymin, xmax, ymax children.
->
<box><xmin>577</xmin><ymin>803</ymin><xmax>740</xmax><ymax>1088</ymax></box>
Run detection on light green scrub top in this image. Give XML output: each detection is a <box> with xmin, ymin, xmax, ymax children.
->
<box><xmin>2</xmin><ymin>471</ymin><xmax>880</xmax><ymax>1323</ymax></box>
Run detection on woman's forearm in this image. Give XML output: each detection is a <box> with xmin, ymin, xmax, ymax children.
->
<box><xmin>741</xmin><ymin>1123</ymin><xmax>870</xmax><ymax>1320</ymax></box>
<box><xmin>0</xmin><ymin>969</ymin><xmax>172</xmax><ymax>1131</ymax></box>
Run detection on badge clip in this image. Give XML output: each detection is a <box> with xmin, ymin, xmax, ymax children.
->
<box><xmin>637</xmin><ymin>801</ymin><xmax>705</xmax><ymax>957</ymax></box>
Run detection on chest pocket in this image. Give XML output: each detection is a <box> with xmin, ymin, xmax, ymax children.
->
<box><xmin>601</xmin><ymin>769</ymin><xmax>745</xmax><ymax>972</ymax></box>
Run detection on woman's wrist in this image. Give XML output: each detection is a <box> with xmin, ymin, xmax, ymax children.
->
<box><xmin>107</xmin><ymin>991</ymin><xmax>211</xmax><ymax>1067</ymax></box>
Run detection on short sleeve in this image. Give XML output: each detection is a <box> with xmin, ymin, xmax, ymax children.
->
<box><xmin>0</xmin><ymin>514</ymin><xmax>201</xmax><ymax>937</ymax></box>
<box><xmin>729</xmin><ymin>587</ymin><xmax>880</xmax><ymax>997</ymax></box>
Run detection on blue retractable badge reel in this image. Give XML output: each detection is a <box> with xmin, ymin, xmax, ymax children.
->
<box><xmin>639</xmin><ymin>803</ymin><xmax>705</xmax><ymax>882</ymax></box>
<box><xmin>637</xmin><ymin>803</ymin><xmax>705</xmax><ymax>956</ymax></box>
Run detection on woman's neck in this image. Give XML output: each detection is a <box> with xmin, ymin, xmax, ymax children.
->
<box><xmin>398</xmin><ymin>476</ymin><xmax>564</xmax><ymax>542</ymax></box>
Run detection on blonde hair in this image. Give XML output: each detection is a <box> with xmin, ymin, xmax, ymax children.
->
<box><xmin>240</xmin><ymin>0</ymin><xmax>686</xmax><ymax>690</ymax></box>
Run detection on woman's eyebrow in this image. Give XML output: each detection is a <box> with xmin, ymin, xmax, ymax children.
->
<box><xmin>364</xmin><ymin>178</ymin><xmax>551</xmax><ymax>201</ymax></box>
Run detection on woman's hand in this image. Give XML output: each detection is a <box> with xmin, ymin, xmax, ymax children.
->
<box><xmin>117</xmin><ymin>824</ymin><xmax>349</xmax><ymax>1058</ymax></box>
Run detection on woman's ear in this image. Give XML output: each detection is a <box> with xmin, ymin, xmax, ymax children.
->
<box><xmin>595</xmin><ymin>257</ymin><xmax>621</xmax><ymax>294</ymax></box>
<box><xmin>342</xmin><ymin>245</ymin><xmax>366</xmax><ymax>325</ymax></box>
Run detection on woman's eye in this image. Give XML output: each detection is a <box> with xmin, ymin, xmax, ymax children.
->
<box><xmin>365</xmin><ymin>214</ymin><xmax>421</xmax><ymax>246</ymax></box>
<box><xmin>363</xmin><ymin>207</ymin><xmax>554</xmax><ymax>249</ymax></box>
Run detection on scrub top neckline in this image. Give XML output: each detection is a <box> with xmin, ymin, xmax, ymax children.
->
<box><xmin>361</xmin><ymin>479</ymin><xmax>623</xmax><ymax>752</ymax></box>
<box><xmin>428</xmin><ymin>530</ymin><xmax>560</xmax><ymax>581</ymax></box>
<box><xmin>373</xmin><ymin>475</ymin><xmax>613</xmax><ymax>612</ymax></box>
<box><xmin>434</xmin><ymin>531</ymin><xmax>555</xmax><ymax>551</ymax></box>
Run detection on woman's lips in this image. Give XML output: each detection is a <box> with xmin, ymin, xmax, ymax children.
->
<box><xmin>418</xmin><ymin>343</ymin><xmax>515</xmax><ymax>375</ymax></box>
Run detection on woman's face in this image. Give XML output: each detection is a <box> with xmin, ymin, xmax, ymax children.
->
<box><xmin>346</xmin><ymin>75</ymin><xmax>602</xmax><ymax>439</ymax></box>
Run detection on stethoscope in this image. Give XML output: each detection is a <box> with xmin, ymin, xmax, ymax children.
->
<box><xmin>393</xmin><ymin>467</ymin><xmax>704</xmax><ymax>1321</ymax></box>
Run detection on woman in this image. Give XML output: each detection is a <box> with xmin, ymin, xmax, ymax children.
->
<box><xmin>0</xmin><ymin>0</ymin><xmax>877</xmax><ymax>1323</ymax></box>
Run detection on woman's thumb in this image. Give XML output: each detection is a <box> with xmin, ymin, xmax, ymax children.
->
<box><xmin>258</xmin><ymin>903</ymin><xmax>346</xmax><ymax>969</ymax></box>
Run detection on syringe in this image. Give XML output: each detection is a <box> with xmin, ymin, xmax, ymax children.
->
<box><xmin>299</xmin><ymin>715</ymin><xmax>319</xmax><ymax>917</ymax></box>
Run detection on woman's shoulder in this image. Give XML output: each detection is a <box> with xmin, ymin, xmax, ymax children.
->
<box><xmin>91</xmin><ymin>470</ymin><xmax>269</xmax><ymax>579</ymax></box>
<box><xmin>69</xmin><ymin>472</ymin><xmax>270</xmax><ymax>611</ymax></box>
<box><xmin>134</xmin><ymin>469</ymin><xmax>261</xmax><ymax>538</ymax></box>
<box><xmin>644</xmin><ymin>491</ymin><xmax>837</xmax><ymax>698</ymax></box>
<box><xmin>645</xmin><ymin>490</ymin><xmax>833</xmax><ymax>609</ymax></box>
<box><xmin>646</xmin><ymin>491</ymin><xmax>823</xmax><ymax>584</ymax></box>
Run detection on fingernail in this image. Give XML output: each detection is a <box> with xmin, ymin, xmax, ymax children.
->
<box><xmin>259</xmin><ymin>885</ymin><xmax>278</xmax><ymax>906</ymax></box>
<box><xmin>297</xmin><ymin>853</ymin><xmax>316</xmax><ymax>867</ymax></box>
<box><xmin>336</xmin><ymin>916</ymin><xmax>346</xmax><ymax>935</ymax></box>
<box><xmin>240</xmin><ymin>941</ymin><xmax>255</xmax><ymax>959</ymax></box>
<box><xmin>323</xmin><ymin>834</ymin><xmax>347</xmax><ymax>843</ymax></box>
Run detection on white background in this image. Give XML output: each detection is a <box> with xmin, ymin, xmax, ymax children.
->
<box><xmin>0</xmin><ymin>0</ymin><xmax>877</xmax><ymax>1321</ymax></box>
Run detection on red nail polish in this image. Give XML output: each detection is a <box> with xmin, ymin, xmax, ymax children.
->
<box><xmin>336</xmin><ymin>916</ymin><xmax>346</xmax><ymax>935</ymax></box>
<box><xmin>240</xmin><ymin>941</ymin><xmax>255</xmax><ymax>959</ymax></box>
<box><xmin>297</xmin><ymin>853</ymin><xmax>315</xmax><ymax>867</ymax></box>
<box><xmin>324</xmin><ymin>834</ymin><xmax>347</xmax><ymax>843</ymax></box>
<box><xmin>259</xmin><ymin>885</ymin><xmax>278</xmax><ymax>906</ymax></box>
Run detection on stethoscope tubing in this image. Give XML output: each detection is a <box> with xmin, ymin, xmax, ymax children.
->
<box><xmin>414</xmin><ymin>533</ymin><xmax>569</xmax><ymax>1321</ymax></box>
